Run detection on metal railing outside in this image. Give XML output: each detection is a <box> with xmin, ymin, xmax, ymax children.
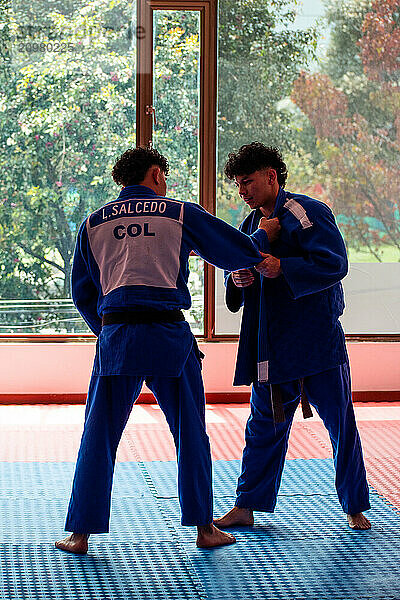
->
<box><xmin>0</xmin><ymin>297</ymin><xmax>203</xmax><ymax>335</ymax></box>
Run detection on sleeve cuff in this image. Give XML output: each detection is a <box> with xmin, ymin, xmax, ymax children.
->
<box><xmin>250</xmin><ymin>228</ymin><xmax>271</xmax><ymax>254</ymax></box>
<box><xmin>225</xmin><ymin>274</ymin><xmax>244</xmax><ymax>312</ymax></box>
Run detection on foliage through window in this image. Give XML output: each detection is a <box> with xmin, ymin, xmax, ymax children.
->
<box><xmin>0</xmin><ymin>0</ymin><xmax>136</xmax><ymax>332</ymax></box>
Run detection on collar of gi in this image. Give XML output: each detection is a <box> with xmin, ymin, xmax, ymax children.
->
<box><xmin>117</xmin><ymin>185</ymin><xmax>159</xmax><ymax>200</ymax></box>
<box><xmin>252</xmin><ymin>186</ymin><xmax>287</xmax><ymax>223</ymax></box>
<box><xmin>270</xmin><ymin>186</ymin><xmax>287</xmax><ymax>219</ymax></box>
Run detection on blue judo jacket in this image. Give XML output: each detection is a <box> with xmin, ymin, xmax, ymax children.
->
<box><xmin>72</xmin><ymin>184</ymin><xmax>267</xmax><ymax>377</ymax></box>
<box><xmin>225</xmin><ymin>187</ymin><xmax>349</xmax><ymax>385</ymax></box>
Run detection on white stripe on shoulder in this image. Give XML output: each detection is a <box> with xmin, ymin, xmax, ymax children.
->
<box><xmin>283</xmin><ymin>198</ymin><xmax>313</xmax><ymax>229</ymax></box>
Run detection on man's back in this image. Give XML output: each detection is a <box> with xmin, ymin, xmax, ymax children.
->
<box><xmin>87</xmin><ymin>190</ymin><xmax>185</xmax><ymax>296</ymax></box>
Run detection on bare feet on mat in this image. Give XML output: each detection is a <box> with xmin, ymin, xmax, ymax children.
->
<box><xmin>213</xmin><ymin>507</ymin><xmax>254</xmax><ymax>528</ymax></box>
<box><xmin>196</xmin><ymin>524</ymin><xmax>236</xmax><ymax>548</ymax></box>
<box><xmin>347</xmin><ymin>513</ymin><xmax>371</xmax><ymax>530</ymax></box>
<box><xmin>55</xmin><ymin>533</ymin><xmax>89</xmax><ymax>554</ymax></box>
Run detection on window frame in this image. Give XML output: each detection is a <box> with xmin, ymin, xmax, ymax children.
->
<box><xmin>137</xmin><ymin>0</ymin><xmax>217</xmax><ymax>340</ymax></box>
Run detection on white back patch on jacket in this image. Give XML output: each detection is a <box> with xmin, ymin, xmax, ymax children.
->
<box><xmin>283</xmin><ymin>199</ymin><xmax>313</xmax><ymax>229</ymax></box>
<box><xmin>87</xmin><ymin>198</ymin><xmax>184</xmax><ymax>295</ymax></box>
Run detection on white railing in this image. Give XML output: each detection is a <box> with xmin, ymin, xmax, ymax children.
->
<box><xmin>0</xmin><ymin>297</ymin><xmax>204</xmax><ymax>335</ymax></box>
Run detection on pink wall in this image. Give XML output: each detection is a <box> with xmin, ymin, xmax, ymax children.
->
<box><xmin>0</xmin><ymin>342</ymin><xmax>399</xmax><ymax>394</ymax></box>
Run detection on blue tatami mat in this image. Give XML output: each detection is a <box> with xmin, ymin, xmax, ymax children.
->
<box><xmin>182</xmin><ymin>534</ymin><xmax>400</xmax><ymax>600</ymax></box>
<box><xmin>161</xmin><ymin>492</ymin><xmax>395</xmax><ymax>543</ymax></box>
<box><xmin>0</xmin><ymin>462</ymin><xmax>151</xmax><ymax>500</ymax></box>
<box><xmin>0</xmin><ymin>543</ymin><xmax>204</xmax><ymax>600</ymax></box>
<box><xmin>142</xmin><ymin>458</ymin><xmax>339</xmax><ymax>498</ymax></box>
<box><xmin>1</xmin><ymin>458</ymin><xmax>400</xmax><ymax>600</ymax></box>
<box><xmin>0</xmin><ymin>497</ymin><xmax>174</xmax><ymax>544</ymax></box>
<box><xmin>0</xmin><ymin>459</ymin><xmax>338</xmax><ymax>501</ymax></box>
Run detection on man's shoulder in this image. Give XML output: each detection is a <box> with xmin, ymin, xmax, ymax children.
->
<box><xmin>160</xmin><ymin>194</ymin><xmax>185</xmax><ymax>206</ymax></box>
<box><xmin>281</xmin><ymin>191</ymin><xmax>334</xmax><ymax>228</ymax></box>
<box><xmin>180</xmin><ymin>201</ymin><xmax>211</xmax><ymax>224</ymax></box>
<box><xmin>284</xmin><ymin>191</ymin><xmax>332</xmax><ymax>215</ymax></box>
<box><xmin>178</xmin><ymin>199</ymin><xmax>203</xmax><ymax>211</ymax></box>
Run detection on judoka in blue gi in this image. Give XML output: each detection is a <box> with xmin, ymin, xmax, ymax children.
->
<box><xmin>214</xmin><ymin>143</ymin><xmax>372</xmax><ymax>532</ymax></box>
<box><xmin>55</xmin><ymin>146</ymin><xmax>271</xmax><ymax>554</ymax></box>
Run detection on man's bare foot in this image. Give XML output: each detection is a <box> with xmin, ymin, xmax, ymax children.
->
<box><xmin>55</xmin><ymin>533</ymin><xmax>89</xmax><ymax>554</ymax></box>
<box><xmin>347</xmin><ymin>513</ymin><xmax>371</xmax><ymax>530</ymax></box>
<box><xmin>213</xmin><ymin>507</ymin><xmax>254</xmax><ymax>529</ymax></box>
<box><xmin>196</xmin><ymin>524</ymin><xmax>236</xmax><ymax>548</ymax></box>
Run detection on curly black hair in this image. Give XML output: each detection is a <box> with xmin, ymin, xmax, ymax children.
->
<box><xmin>112</xmin><ymin>146</ymin><xmax>169</xmax><ymax>186</ymax></box>
<box><xmin>224</xmin><ymin>142</ymin><xmax>288</xmax><ymax>188</ymax></box>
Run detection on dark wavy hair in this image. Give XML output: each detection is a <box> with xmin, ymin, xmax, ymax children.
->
<box><xmin>224</xmin><ymin>142</ymin><xmax>288</xmax><ymax>187</ymax></box>
<box><xmin>112</xmin><ymin>146</ymin><xmax>169</xmax><ymax>186</ymax></box>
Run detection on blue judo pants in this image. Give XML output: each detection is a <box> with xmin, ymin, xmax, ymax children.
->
<box><xmin>236</xmin><ymin>363</ymin><xmax>370</xmax><ymax>515</ymax></box>
<box><xmin>65</xmin><ymin>347</ymin><xmax>213</xmax><ymax>533</ymax></box>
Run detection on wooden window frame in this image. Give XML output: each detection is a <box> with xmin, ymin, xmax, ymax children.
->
<box><xmin>137</xmin><ymin>0</ymin><xmax>217</xmax><ymax>339</ymax></box>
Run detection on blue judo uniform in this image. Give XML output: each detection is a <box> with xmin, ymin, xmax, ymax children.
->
<box><xmin>226</xmin><ymin>187</ymin><xmax>370</xmax><ymax>515</ymax></box>
<box><xmin>65</xmin><ymin>184</ymin><xmax>267</xmax><ymax>533</ymax></box>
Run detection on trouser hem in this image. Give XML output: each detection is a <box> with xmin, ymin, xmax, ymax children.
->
<box><xmin>342</xmin><ymin>501</ymin><xmax>371</xmax><ymax>515</ymax></box>
<box><xmin>235</xmin><ymin>500</ymin><xmax>275</xmax><ymax>513</ymax></box>
<box><xmin>181</xmin><ymin>518</ymin><xmax>213</xmax><ymax>527</ymax></box>
<box><xmin>65</xmin><ymin>522</ymin><xmax>109</xmax><ymax>535</ymax></box>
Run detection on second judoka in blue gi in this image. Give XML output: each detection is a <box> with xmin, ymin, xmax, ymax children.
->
<box><xmin>214</xmin><ymin>142</ymin><xmax>371</xmax><ymax>532</ymax></box>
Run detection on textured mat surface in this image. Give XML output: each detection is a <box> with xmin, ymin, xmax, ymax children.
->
<box><xmin>0</xmin><ymin>497</ymin><xmax>174</xmax><ymax>544</ymax></box>
<box><xmin>161</xmin><ymin>492</ymin><xmax>396</xmax><ymax>543</ymax></box>
<box><xmin>0</xmin><ymin>462</ymin><xmax>151</xmax><ymax>500</ymax></box>
<box><xmin>1</xmin><ymin>459</ymin><xmax>399</xmax><ymax>600</ymax></box>
<box><xmin>182</xmin><ymin>535</ymin><xmax>400</xmax><ymax>600</ymax></box>
<box><xmin>1</xmin><ymin>403</ymin><xmax>400</xmax><ymax>600</ymax></box>
<box><xmin>141</xmin><ymin>458</ymin><xmax>339</xmax><ymax>499</ymax></box>
<box><xmin>0</xmin><ymin>543</ymin><xmax>204</xmax><ymax>600</ymax></box>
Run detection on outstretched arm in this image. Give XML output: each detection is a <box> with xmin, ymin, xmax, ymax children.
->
<box><xmin>184</xmin><ymin>203</ymin><xmax>269</xmax><ymax>271</ymax></box>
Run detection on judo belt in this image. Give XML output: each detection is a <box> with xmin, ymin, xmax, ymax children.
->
<box><xmin>270</xmin><ymin>379</ymin><xmax>313</xmax><ymax>424</ymax></box>
<box><xmin>101</xmin><ymin>310</ymin><xmax>185</xmax><ymax>326</ymax></box>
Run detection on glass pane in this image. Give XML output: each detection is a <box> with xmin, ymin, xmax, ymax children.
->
<box><xmin>153</xmin><ymin>10</ymin><xmax>203</xmax><ymax>331</ymax></box>
<box><xmin>185</xmin><ymin>256</ymin><xmax>204</xmax><ymax>335</ymax></box>
<box><xmin>216</xmin><ymin>0</ymin><xmax>316</xmax><ymax>229</ymax></box>
<box><xmin>215</xmin><ymin>268</ymin><xmax>241</xmax><ymax>335</ymax></box>
<box><xmin>152</xmin><ymin>10</ymin><xmax>200</xmax><ymax>203</ymax></box>
<box><xmin>0</xmin><ymin>0</ymin><xmax>137</xmax><ymax>333</ymax></box>
<box><xmin>216</xmin><ymin>0</ymin><xmax>400</xmax><ymax>335</ymax></box>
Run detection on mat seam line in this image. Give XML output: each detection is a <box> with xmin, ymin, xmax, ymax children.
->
<box><xmin>126</xmin><ymin>436</ymin><xmax>208</xmax><ymax>600</ymax></box>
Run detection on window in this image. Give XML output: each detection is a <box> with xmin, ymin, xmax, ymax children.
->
<box><xmin>1</xmin><ymin>0</ymin><xmax>399</xmax><ymax>338</ymax></box>
<box><xmin>151</xmin><ymin>8</ymin><xmax>204</xmax><ymax>334</ymax></box>
<box><xmin>215</xmin><ymin>0</ymin><xmax>400</xmax><ymax>337</ymax></box>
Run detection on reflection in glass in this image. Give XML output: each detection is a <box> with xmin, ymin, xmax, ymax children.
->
<box><xmin>289</xmin><ymin>0</ymin><xmax>400</xmax><ymax>265</ymax></box>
